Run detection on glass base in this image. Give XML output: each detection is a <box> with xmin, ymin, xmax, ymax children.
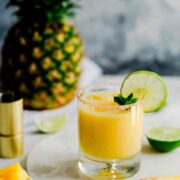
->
<box><xmin>78</xmin><ymin>153</ymin><xmax>140</xmax><ymax>179</ymax></box>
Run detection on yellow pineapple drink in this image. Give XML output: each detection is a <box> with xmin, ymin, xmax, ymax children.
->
<box><xmin>78</xmin><ymin>84</ymin><xmax>143</xmax><ymax>179</ymax></box>
<box><xmin>79</xmin><ymin>92</ymin><xmax>143</xmax><ymax>159</ymax></box>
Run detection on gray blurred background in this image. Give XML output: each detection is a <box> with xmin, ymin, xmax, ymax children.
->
<box><xmin>1</xmin><ymin>0</ymin><xmax>180</xmax><ymax>75</ymax></box>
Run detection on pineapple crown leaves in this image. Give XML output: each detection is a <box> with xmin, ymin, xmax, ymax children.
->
<box><xmin>7</xmin><ymin>0</ymin><xmax>80</xmax><ymax>22</ymax></box>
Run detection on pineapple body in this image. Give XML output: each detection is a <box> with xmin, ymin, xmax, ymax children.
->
<box><xmin>2</xmin><ymin>21</ymin><xmax>83</xmax><ymax>109</ymax></box>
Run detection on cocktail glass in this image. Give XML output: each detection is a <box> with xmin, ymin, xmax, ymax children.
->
<box><xmin>78</xmin><ymin>83</ymin><xmax>143</xmax><ymax>179</ymax></box>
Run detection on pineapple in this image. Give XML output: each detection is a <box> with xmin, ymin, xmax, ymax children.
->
<box><xmin>2</xmin><ymin>0</ymin><xmax>84</xmax><ymax>109</ymax></box>
<box><xmin>0</xmin><ymin>163</ymin><xmax>30</xmax><ymax>180</ymax></box>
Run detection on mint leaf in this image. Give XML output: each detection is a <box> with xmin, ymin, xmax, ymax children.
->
<box><xmin>114</xmin><ymin>96</ymin><xmax>125</xmax><ymax>104</ymax></box>
<box><xmin>127</xmin><ymin>93</ymin><xmax>133</xmax><ymax>100</ymax></box>
<box><xmin>114</xmin><ymin>93</ymin><xmax>138</xmax><ymax>105</ymax></box>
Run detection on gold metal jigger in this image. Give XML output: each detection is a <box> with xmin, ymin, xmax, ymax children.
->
<box><xmin>0</xmin><ymin>91</ymin><xmax>24</xmax><ymax>158</ymax></box>
<box><xmin>0</xmin><ymin>134</ymin><xmax>24</xmax><ymax>158</ymax></box>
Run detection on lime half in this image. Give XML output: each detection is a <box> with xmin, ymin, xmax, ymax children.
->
<box><xmin>35</xmin><ymin>114</ymin><xmax>67</xmax><ymax>133</ymax></box>
<box><xmin>147</xmin><ymin>127</ymin><xmax>180</xmax><ymax>152</ymax></box>
<box><xmin>121</xmin><ymin>70</ymin><xmax>167</xmax><ymax>112</ymax></box>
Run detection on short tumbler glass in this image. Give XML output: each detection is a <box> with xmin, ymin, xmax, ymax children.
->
<box><xmin>78</xmin><ymin>83</ymin><xmax>143</xmax><ymax>179</ymax></box>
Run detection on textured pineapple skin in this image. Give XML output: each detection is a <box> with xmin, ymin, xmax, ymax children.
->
<box><xmin>2</xmin><ymin>21</ymin><xmax>84</xmax><ymax>109</ymax></box>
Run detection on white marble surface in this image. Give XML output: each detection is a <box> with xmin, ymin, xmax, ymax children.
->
<box><xmin>1</xmin><ymin>75</ymin><xmax>180</xmax><ymax>180</ymax></box>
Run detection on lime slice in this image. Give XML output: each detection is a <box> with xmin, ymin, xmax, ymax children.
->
<box><xmin>147</xmin><ymin>127</ymin><xmax>180</xmax><ymax>152</ymax></box>
<box><xmin>120</xmin><ymin>70</ymin><xmax>167</xmax><ymax>112</ymax></box>
<box><xmin>35</xmin><ymin>114</ymin><xmax>67</xmax><ymax>133</ymax></box>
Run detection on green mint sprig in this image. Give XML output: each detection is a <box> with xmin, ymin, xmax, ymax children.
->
<box><xmin>114</xmin><ymin>93</ymin><xmax>138</xmax><ymax>105</ymax></box>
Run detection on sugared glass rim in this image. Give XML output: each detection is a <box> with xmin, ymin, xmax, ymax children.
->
<box><xmin>78</xmin><ymin>83</ymin><xmax>143</xmax><ymax>110</ymax></box>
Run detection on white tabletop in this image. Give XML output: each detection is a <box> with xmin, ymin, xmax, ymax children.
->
<box><xmin>1</xmin><ymin>75</ymin><xmax>180</xmax><ymax>179</ymax></box>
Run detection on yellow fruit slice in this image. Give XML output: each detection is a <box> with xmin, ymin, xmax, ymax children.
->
<box><xmin>141</xmin><ymin>176</ymin><xmax>180</xmax><ymax>180</ymax></box>
<box><xmin>0</xmin><ymin>163</ymin><xmax>30</xmax><ymax>180</ymax></box>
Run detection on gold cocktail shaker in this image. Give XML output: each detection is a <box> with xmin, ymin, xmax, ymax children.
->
<box><xmin>0</xmin><ymin>91</ymin><xmax>24</xmax><ymax>158</ymax></box>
